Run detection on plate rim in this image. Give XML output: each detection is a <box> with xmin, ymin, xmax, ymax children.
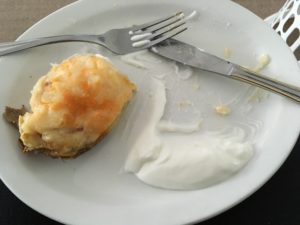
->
<box><xmin>1</xmin><ymin>0</ymin><xmax>300</xmax><ymax>225</ymax></box>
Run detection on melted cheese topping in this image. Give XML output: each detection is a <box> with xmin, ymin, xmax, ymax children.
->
<box><xmin>19</xmin><ymin>54</ymin><xmax>136</xmax><ymax>155</ymax></box>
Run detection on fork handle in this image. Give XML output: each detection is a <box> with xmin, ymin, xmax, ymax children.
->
<box><xmin>231</xmin><ymin>65</ymin><xmax>300</xmax><ymax>103</ymax></box>
<box><xmin>0</xmin><ymin>35</ymin><xmax>103</xmax><ymax>56</ymax></box>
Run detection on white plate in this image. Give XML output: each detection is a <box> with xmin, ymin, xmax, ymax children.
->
<box><xmin>1</xmin><ymin>0</ymin><xmax>300</xmax><ymax>225</ymax></box>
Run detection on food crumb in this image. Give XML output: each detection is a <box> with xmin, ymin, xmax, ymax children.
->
<box><xmin>224</xmin><ymin>48</ymin><xmax>231</xmax><ymax>59</ymax></box>
<box><xmin>214</xmin><ymin>104</ymin><xmax>231</xmax><ymax>116</ymax></box>
<box><xmin>253</xmin><ymin>54</ymin><xmax>271</xmax><ymax>72</ymax></box>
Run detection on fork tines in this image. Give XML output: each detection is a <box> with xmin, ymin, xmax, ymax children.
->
<box><xmin>129</xmin><ymin>12</ymin><xmax>187</xmax><ymax>48</ymax></box>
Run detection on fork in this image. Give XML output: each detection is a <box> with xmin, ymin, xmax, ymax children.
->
<box><xmin>0</xmin><ymin>12</ymin><xmax>187</xmax><ymax>56</ymax></box>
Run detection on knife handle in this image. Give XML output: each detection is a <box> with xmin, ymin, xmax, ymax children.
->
<box><xmin>231</xmin><ymin>65</ymin><xmax>300</xmax><ymax>103</ymax></box>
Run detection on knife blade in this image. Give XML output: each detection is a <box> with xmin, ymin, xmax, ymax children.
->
<box><xmin>150</xmin><ymin>38</ymin><xmax>300</xmax><ymax>103</ymax></box>
<box><xmin>150</xmin><ymin>38</ymin><xmax>235</xmax><ymax>76</ymax></box>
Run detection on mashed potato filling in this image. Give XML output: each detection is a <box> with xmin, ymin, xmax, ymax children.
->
<box><xmin>19</xmin><ymin>54</ymin><xmax>136</xmax><ymax>156</ymax></box>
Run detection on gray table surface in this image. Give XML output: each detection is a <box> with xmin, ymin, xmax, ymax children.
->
<box><xmin>0</xmin><ymin>0</ymin><xmax>286</xmax><ymax>42</ymax></box>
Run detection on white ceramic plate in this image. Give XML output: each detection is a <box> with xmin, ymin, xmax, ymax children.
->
<box><xmin>1</xmin><ymin>0</ymin><xmax>300</xmax><ymax>224</ymax></box>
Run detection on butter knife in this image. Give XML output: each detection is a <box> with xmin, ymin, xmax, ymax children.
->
<box><xmin>151</xmin><ymin>39</ymin><xmax>300</xmax><ymax>103</ymax></box>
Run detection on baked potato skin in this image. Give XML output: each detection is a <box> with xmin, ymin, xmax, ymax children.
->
<box><xmin>3</xmin><ymin>55</ymin><xmax>136</xmax><ymax>158</ymax></box>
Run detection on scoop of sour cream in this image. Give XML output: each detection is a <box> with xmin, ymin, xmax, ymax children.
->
<box><xmin>125</xmin><ymin>82</ymin><xmax>253</xmax><ymax>190</ymax></box>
